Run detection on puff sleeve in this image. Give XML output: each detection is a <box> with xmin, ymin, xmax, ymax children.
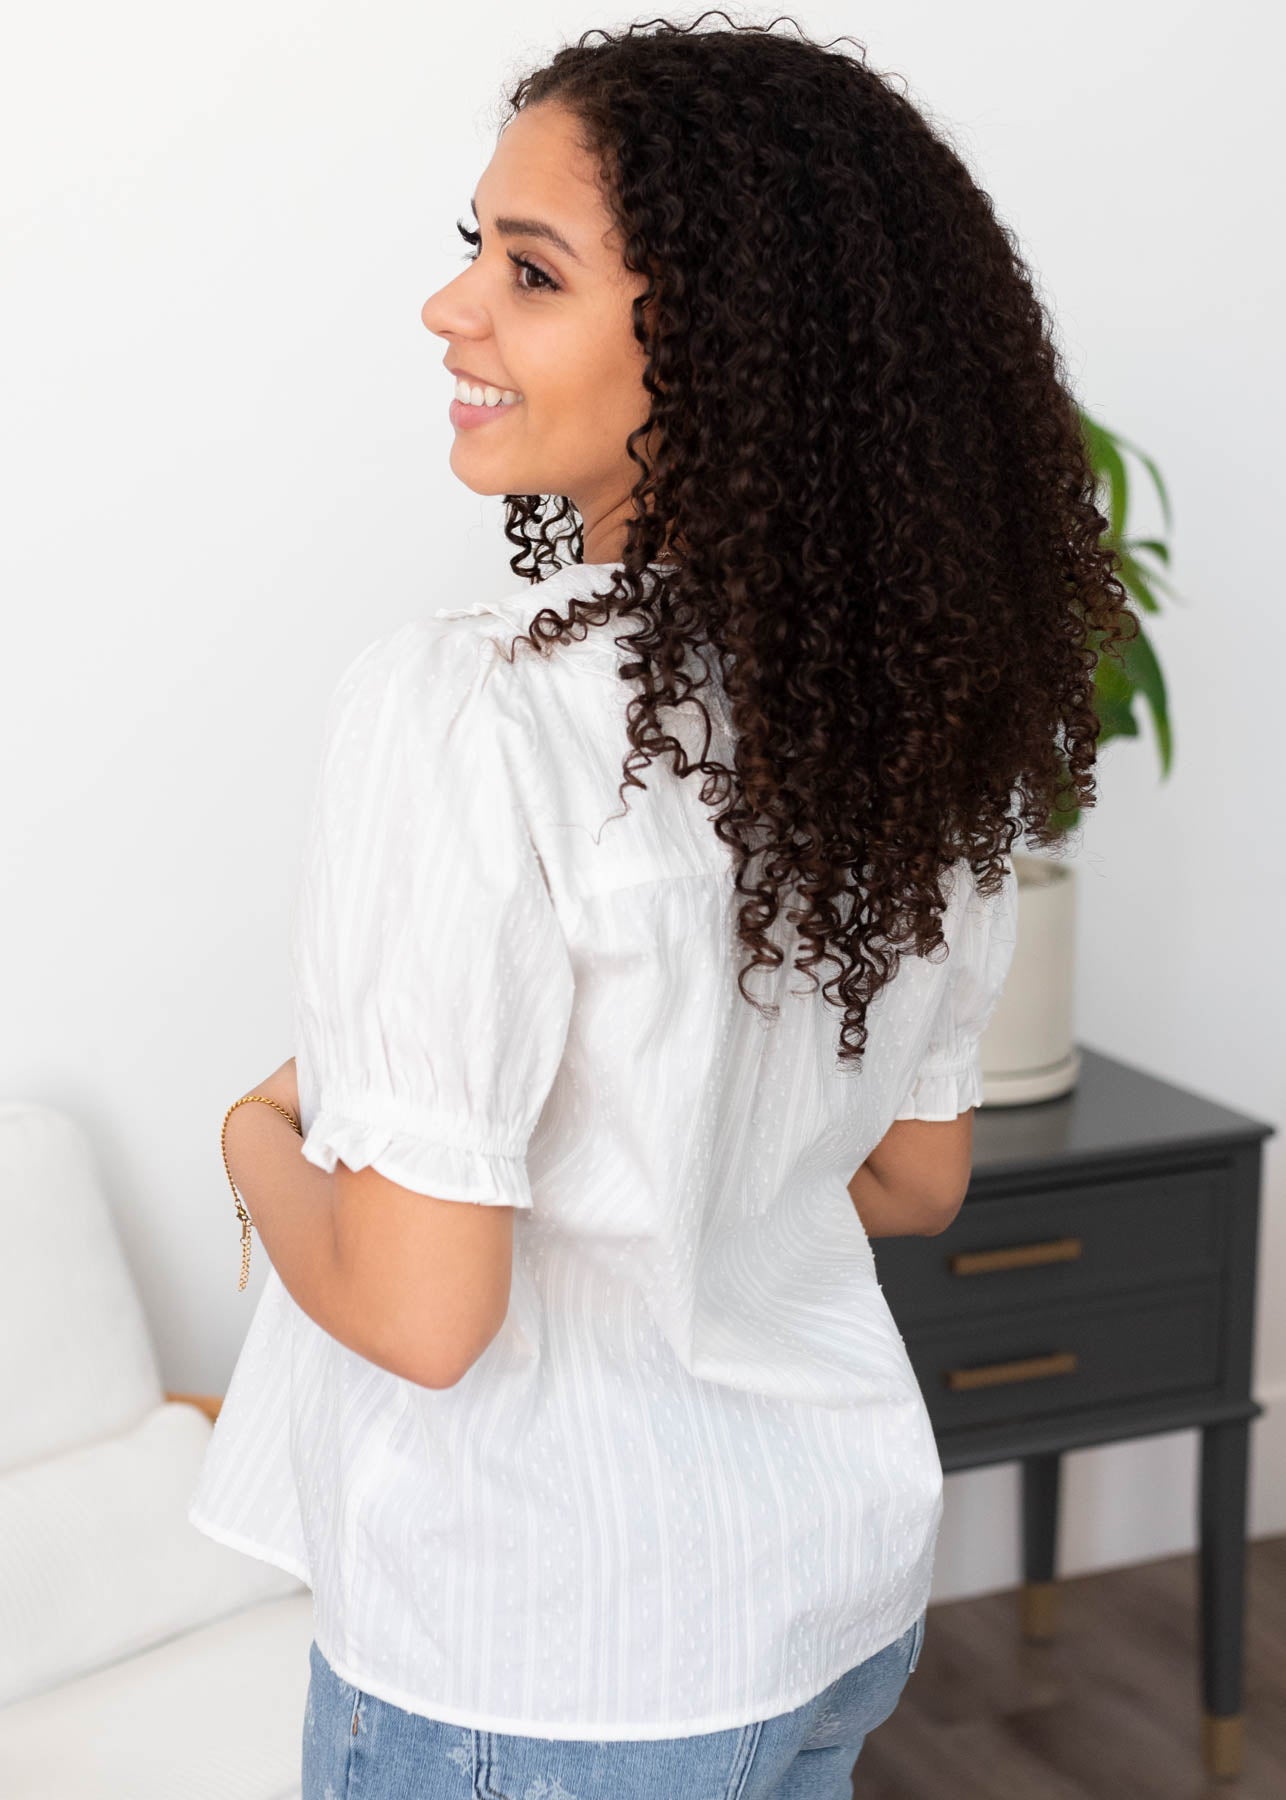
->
<box><xmin>289</xmin><ymin>617</ymin><xmax>575</xmax><ymax>1207</ymax></box>
<box><xmin>893</xmin><ymin>856</ymin><xmax>1019</xmax><ymax>1121</ymax></box>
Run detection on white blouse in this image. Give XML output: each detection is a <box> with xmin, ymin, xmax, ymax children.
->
<box><xmin>188</xmin><ymin>560</ymin><xmax>1019</xmax><ymax>1740</ymax></box>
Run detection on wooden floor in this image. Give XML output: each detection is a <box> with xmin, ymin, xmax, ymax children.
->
<box><xmin>853</xmin><ymin>1533</ymin><xmax>1286</xmax><ymax>1798</ymax></box>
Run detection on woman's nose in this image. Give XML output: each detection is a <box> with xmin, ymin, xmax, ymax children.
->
<box><xmin>421</xmin><ymin>279</ymin><xmax>482</xmax><ymax>336</ymax></box>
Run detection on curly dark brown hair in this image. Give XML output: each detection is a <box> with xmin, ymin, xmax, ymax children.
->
<box><xmin>485</xmin><ymin>10</ymin><xmax>1135</xmax><ymax>1067</ymax></box>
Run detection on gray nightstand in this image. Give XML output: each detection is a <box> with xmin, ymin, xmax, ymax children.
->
<box><xmin>871</xmin><ymin>1045</ymin><xmax>1275</xmax><ymax>1780</ymax></box>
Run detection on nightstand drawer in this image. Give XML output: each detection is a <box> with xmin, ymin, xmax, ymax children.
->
<box><xmin>903</xmin><ymin>1280</ymin><xmax>1222</xmax><ymax>1433</ymax></box>
<box><xmin>875</xmin><ymin>1161</ymin><xmax>1228</xmax><ymax>1326</ymax></box>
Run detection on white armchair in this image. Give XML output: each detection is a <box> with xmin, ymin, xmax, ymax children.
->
<box><xmin>0</xmin><ymin>1099</ymin><xmax>311</xmax><ymax>1800</ymax></box>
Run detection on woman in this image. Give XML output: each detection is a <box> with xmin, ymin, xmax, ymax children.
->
<box><xmin>191</xmin><ymin>14</ymin><xmax>1130</xmax><ymax>1798</ymax></box>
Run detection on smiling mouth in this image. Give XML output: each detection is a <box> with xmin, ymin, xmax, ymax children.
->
<box><xmin>450</xmin><ymin>393</ymin><xmax>523</xmax><ymax>429</ymax></box>
<box><xmin>451</xmin><ymin>377</ymin><xmax>523</xmax><ymax>405</ymax></box>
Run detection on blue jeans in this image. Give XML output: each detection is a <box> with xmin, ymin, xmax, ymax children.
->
<box><xmin>301</xmin><ymin>1610</ymin><xmax>926</xmax><ymax>1799</ymax></box>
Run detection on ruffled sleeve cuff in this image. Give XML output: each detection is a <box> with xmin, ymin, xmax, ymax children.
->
<box><xmin>892</xmin><ymin>1050</ymin><xmax>984</xmax><ymax>1122</ymax></box>
<box><xmin>299</xmin><ymin>1102</ymin><xmax>534</xmax><ymax>1208</ymax></box>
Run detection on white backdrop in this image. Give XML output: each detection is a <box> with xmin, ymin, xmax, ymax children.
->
<box><xmin>4</xmin><ymin>0</ymin><xmax>1282</xmax><ymax>1605</ymax></box>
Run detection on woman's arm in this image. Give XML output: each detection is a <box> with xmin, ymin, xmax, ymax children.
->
<box><xmin>224</xmin><ymin>1058</ymin><xmax>509</xmax><ymax>1388</ymax></box>
<box><xmin>223</xmin><ymin>1090</ymin><xmax>349</xmax><ymax>1330</ymax></box>
<box><xmin>847</xmin><ymin>1111</ymin><xmax>975</xmax><ymax>1238</ymax></box>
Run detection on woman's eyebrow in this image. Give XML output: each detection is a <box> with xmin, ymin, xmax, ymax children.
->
<box><xmin>469</xmin><ymin>195</ymin><xmax>585</xmax><ymax>265</ymax></box>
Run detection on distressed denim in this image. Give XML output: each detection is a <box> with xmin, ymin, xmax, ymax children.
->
<box><xmin>301</xmin><ymin>1609</ymin><xmax>926</xmax><ymax>1799</ymax></box>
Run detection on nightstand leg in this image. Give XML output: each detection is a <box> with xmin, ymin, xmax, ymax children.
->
<box><xmin>1198</xmin><ymin>1417</ymin><xmax>1250</xmax><ymax>1780</ymax></box>
<box><xmin>1021</xmin><ymin>1451</ymin><xmax>1062</xmax><ymax>1641</ymax></box>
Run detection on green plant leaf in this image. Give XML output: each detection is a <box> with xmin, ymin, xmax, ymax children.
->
<box><xmin>1094</xmin><ymin>432</ymin><xmax>1130</xmax><ymax>539</ymax></box>
<box><xmin>1115</xmin><ymin>547</ymin><xmax>1163</xmax><ymax>615</ymax></box>
<box><xmin>1117</xmin><ymin>618</ymin><xmax>1173</xmax><ymax>775</ymax></box>
<box><xmin>1124</xmin><ymin>557</ymin><xmax>1186</xmax><ymax>604</ymax></box>
<box><xmin>1093</xmin><ymin>645</ymin><xmax>1138</xmax><ymax>747</ymax></box>
<box><xmin>1107</xmin><ymin>429</ymin><xmax>1173</xmax><ymax>535</ymax></box>
<box><xmin>1062</xmin><ymin>407</ymin><xmax>1178</xmax><ymax>817</ymax></box>
<box><xmin>1078</xmin><ymin>411</ymin><xmax>1127</xmax><ymax>538</ymax></box>
<box><xmin>1132</xmin><ymin>537</ymin><xmax>1171</xmax><ymax>566</ymax></box>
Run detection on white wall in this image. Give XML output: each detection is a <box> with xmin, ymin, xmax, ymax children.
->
<box><xmin>4</xmin><ymin>0</ymin><xmax>1282</xmax><ymax>1606</ymax></box>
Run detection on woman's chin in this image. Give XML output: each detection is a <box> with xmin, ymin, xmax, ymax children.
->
<box><xmin>447</xmin><ymin>441</ymin><xmax>555</xmax><ymax>501</ymax></box>
<box><xmin>447</xmin><ymin>449</ymin><xmax>522</xmax><ymax>496</ymax></box>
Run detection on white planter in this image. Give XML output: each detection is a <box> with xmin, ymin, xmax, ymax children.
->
<box><xmin>979</xmin><ymin>852</ymin><xmax>1082</xmax><ymax>1107</ymax></box>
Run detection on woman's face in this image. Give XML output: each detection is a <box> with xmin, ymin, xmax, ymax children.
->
<box><xmin>421</xmin><ymin>103</ymin><xmax>655</xmax><ymax>566</ymax></box>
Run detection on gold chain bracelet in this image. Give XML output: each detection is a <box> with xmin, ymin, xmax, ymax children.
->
<box><xmin>221</xmin><ymin>1094</ymin><xmax>302</xmax><ymax>1291</ymax></box>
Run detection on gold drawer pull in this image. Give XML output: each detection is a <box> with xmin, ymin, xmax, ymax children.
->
<box><xmin>948</xmin><ymin>1236</ymin><xmax>1083</xmax><ymax>1276</ymax></box>
<box><xmin>944</xmin><ymin>1350</ymin><xmax>1078</xmax><ymax>1392</ymax></box>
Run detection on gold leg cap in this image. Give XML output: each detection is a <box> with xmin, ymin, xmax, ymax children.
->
<box><xmin>1202</xmin><ymin>1711</ymin><xmax>1243</xmax><ymax>1780</ymax></box>
<box><xmin>1020</xmin><ymin>1580</ymin><xmax>1058</xmax><ymax>1642</ymax></box>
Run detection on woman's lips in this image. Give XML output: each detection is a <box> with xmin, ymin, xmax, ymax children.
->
<box><xmin>449</xmin><ymin>396</ymin><xmax>523</xmax><ymax>430</ymax></box>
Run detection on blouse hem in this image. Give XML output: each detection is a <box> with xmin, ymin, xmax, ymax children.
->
<box><xmin>186</xmin><ymin>1502</ymin><xmax>313</xmax><ymax>1590</ymax></box>
<box><xmin>309</xmin><ymin>1592</ymin><xmax>933</xmax><ymax>1742</ymax></box>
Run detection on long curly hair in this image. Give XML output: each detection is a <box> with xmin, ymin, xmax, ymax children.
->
<box><xmin>483</xmin><ymin>10</ymin><xmax>1135</xmax><ymax>1067</ymax></box>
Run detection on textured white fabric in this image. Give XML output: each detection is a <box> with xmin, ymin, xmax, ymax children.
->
<box><xmin>892</xmin><ymin>855</ymin><xmax>1022</xmax><ymax>1121</ymax></box>
<box><xmin>188</xmin><ymin>560</ymin><xmax>1019</xmax><ymax>1740</ymax></box>
<box><xmin>289</xmin><ymin>605</ymin><xmax>575</xmax><ymax>1209</ymax></box>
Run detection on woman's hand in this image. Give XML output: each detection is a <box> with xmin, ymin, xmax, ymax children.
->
<box><xmin>240</xmin><ymin>1056</ymin><xmax>300</xmax><ymax>1125</ymax></box>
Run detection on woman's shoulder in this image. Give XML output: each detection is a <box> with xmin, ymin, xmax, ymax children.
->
<box><xmin>323</xmin><ymin>603</ymin><xmax>529</xmax><ymax>730</ymax></box>
<box><xmin>428</xmin><ymin>560</ymin><xmax>600</xmax><ymax>624</ymax></box>
<box><xmin>428</xmin><ymin>591</ymin><xmax>534</xmax><ymax>625</ymax></box>
<box><xmin>424</xmin><ymin>571</ymin><xmax>642</xmax><ymax>686</ymax></box>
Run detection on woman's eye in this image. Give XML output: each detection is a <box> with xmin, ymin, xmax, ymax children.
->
<box><xmin>454</xmin><ymin>219</ymin><xmax>559</xmax><ymax>293</ymax></box>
